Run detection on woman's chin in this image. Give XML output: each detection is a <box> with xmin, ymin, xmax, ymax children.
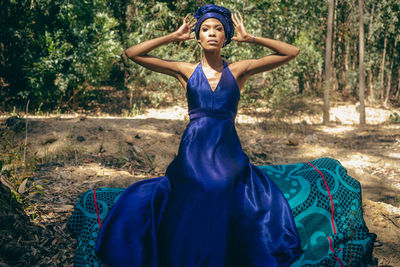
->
<box><xmin>202</xmin><ymin>45</ymin><xmax>222</xmax><ymax>52</ymax></box>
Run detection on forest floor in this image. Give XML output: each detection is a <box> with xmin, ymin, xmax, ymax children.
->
<box><xmin>1</xmin><ymin>98</ymin><xmax>400</xmax><ymax>266</ymax></box>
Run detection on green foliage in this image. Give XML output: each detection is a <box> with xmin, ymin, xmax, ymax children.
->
<box><xmin>1</xmin><ymin>0</ymin><xmax>124</xmax><ymax>110</ymax></box>
<box><xmin>389</xmin><ymin>112</ymin><xmax>400</xmax><ymax>123</ymax></box>
<box><xmin>1</xmin><ymin>0</ymin><xmax>399</xmax><ymax>111</ymax></box>
<box><xmin>345</xmin><ymin>70</ymin><xmax>360</xmax><ymax>95</ymax></box>
<box><xmin>292</xmin><ymin>31</ymin><xmax>324</xmax><ymax>90</ymax></box>
<box><xmin>24</xmin><ymin>1</ymin><xmax>123</xmax><ymax>108</ymax></box>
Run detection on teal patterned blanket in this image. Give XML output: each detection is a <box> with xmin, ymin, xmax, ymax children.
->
<box><xmin>68</xmin><ymin>157</ymin><xmax>376</xmax><ymax>266</ymax></box>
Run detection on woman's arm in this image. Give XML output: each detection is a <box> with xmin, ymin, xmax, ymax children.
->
<box><xmin>125</xmin><ymin>14</ymin><xmax>196</xmax><ymax>78</ymax></box>
<box><xmin>229</xmin><ymin>12</ymin><xmax>300</xmax><ymax>88</ymax></box>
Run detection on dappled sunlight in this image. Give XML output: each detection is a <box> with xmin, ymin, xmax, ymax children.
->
<box><xmin>339</xmin><ymin>153</ymin><xmax>374</xmax><ymax>169</ymax></box>
<box><xmin>237</xmin><ymin>114</ymin><xmax>262</xmax><ymax>124</ymax></box>
<box><xmin>5</xmin><ymin>103</ymin><xmax>398</xmax><ymax>129</ymax></box>
<box><xmin>330</xmin><ymin>105</ymin><xmax>396</xmax><ymax>125</ymax></box>
<box><xmin>58</xmin><ymin>162</ymin><xmax>147</xmax><ymax>186</ymax></box>
<box><xmin>133</xmin><ymin>105</ymin><xmax>187</xmax><ymax>120</ymax></box>
<box><xmin>297</xmin><ymin>144</ymin><xmax>331</xmax><ymax>159</ymax></box>
<box><xmin>133</xmin><ymin>128</ymin><xmax>176</xmax><ymax>137</ymax></box>
<box><xmin>318</xmin><ymin>125</ymin><xmax>356</xmax><ymax>134</ymax></box>
<box><xmin>388</xmin><ymin>152</ymin><xmax>400</xmax><ymax>159</ymax></box>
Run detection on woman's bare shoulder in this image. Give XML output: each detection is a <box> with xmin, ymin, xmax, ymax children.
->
<box><xmin>174</xmin><ymin>61</ymin><xmax>199</xmax><ymax>90</ymax></box>
<box><xmin>227</xmin><ymin>60</ymin><xmax>254</xmax><ymax>91</ymax></box>
<box><xmin>176</xmin><ymin>62</ymin><xmax>199</xmax><ymax>81</ymax></box>
<box><xmin>227</xmin><ymin>60</ymin><xmax>252</xmax><ymax>78</ymax></box>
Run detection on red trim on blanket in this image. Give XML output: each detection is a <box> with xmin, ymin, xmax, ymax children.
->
<box><xmin>93</xmin><ymin>188</ymin><xmax>102</xmax><ymax>228</ymax></box>
<box><xmin>328</xmin><ymin>236</ymin><xmax>345</xmax><ymax>266</ymax></box>
<box><xmin>309</xmin><ymin>163</ymin><xmax>345</xmax><ymax>266</ymax></box>
<box><xmin>307</xmin><ymin>162</ymin><xmax>336</xmax><ymax>234</ymax></box>
<box><xmin>335</xmin><ymin>256</ymin><xmax>345</xmax><ymax>267</ymax></box>
<box><xmin>328</xmin><ymin>237</ymin><xmax>345</xmax><ymax>266</ymax></box>
<box><xmin>328</xmin><ymin>236</ymin><xmax>334</xmax><ymax>252</ymax></box>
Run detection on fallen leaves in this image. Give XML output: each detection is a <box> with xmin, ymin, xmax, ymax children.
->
<box><xmin>18</xmin><ymin>179</ymin><xmax>28</xmax><ymax>194</ymax></box>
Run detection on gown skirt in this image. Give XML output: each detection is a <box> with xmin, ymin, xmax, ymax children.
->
<box><xmin>95</xmin><ymin>61</ymin><xmax>303</xmax><ymax>266</ymax></box>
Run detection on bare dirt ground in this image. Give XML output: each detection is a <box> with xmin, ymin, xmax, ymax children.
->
<box><xmin>1</xmin><ymin>100</ymin><xmax>400</xmax><ymax>266</ymax></box>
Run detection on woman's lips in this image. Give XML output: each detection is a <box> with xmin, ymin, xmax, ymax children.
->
<box><xmin>207</xmin><ymin>40</ymin><xmax>218</xmax><ymax>44</ymax></box>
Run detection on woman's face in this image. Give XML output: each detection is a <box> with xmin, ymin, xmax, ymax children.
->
<box><xmin>198</xmin><ymin>18</ymin><xmax>226</xmax><ymax>51</ymax></box>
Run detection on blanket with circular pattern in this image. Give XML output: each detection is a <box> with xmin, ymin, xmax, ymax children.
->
<box><xmin>68</xmin><ymin>157</ymin><xmax>376</xmax><ymax>266</ymax></box>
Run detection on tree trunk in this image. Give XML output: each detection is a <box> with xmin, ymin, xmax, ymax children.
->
<box><xmin>298</xmin><ymin>75</ymin><xmax>304</xmax><ymax>94</ymax></box>
<box><xmin>368</xmin><ymin>70</ymin><xmax>374</xmax><ymax>102</ymax></box>
<box><xmin>396</xmin><ymin>67</ymin><xmax>400</xmax><ymax>101</ymax></box>
<box><xmin>323</xmin><ymin>0</ymin><xmax>335</xmax><ymax>125</ymax></box>
<box><xmin>125</xmin><ymin>0</ymin><xmax>137</xmax><ymax>110</ymax></box>
<box><xmin>358</xmin><ymin>0</ymin><xmax>366</xmax><ymax>125</ymax></box>
<box><xmin>367</xmin><ymin>3</ymin><xmax>375</xmax><ymax>41</ymax></box>
<box><xmin>353</xmin><ymin>40</ymin><xmax>357</xmax><ymax>72</ymax></box>
<box><xmin>344</xmin><ymin>41</ymin><xmax>351</xmax><ymax>94</ymax></box>
<box><xmin>384</xmin><ymin>55</ymin><xmax>395</xmax><ymax>106</ymax></box>
<box><xmin>367</xmin><ymin>3</ymin><xmax>375</xmax><ymax>102</ymax></box>
<box><xmin>332</xmin><ymin>0</ymin><xmax>337</xmax><ymax>91</ymax></box>
<box><xmin>384</xmin><ymin>40</ymin><xmax>398</xmax><ymax>105</ymax></box>
<box><xmin>336</xmin><ymin>0</ymin><xmax>349</xmax><ymax>94</ymax></box>
<box><xmin>380</xmin><ymin>35</ymin><xmax>387</xmax><ymax>101</ymax></box>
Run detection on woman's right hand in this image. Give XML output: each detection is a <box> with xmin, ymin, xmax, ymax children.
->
<box><xmin>124</xmin><ymin>13</ymin><xmax>197</xmax><ymax>86</ymax></box>
<box><xmin>174</xmin><ymin>14</ymin><xmax>196</xmax><ymax>41</ymax></box>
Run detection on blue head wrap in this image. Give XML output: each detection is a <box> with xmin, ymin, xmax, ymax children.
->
<box><xmin>194</xmin><ymin>5</ymin><xmax>234</xmax><ymax>47</ymax></box>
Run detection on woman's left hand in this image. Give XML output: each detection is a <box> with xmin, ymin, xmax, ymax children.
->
<box><xmin>174</xmin><ymin>14</ymin><xmax>196</xmax><ymax>41</ymax></box>
<box><xmin>231</xmin><ymin>12</ymin><xmax>251</xmax><ymax>42</ymax></box>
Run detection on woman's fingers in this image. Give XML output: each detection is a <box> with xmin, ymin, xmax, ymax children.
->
<box><xmin>231</xmin><ymin>11</ymin><xmax>244</xmax><ymax>27</ymax></box>
<box><xmin>189</xmin><ymin>20</ymin><xmax>196</xmax><ymax>28</ymax></box>
<box><xmin>187</xmin><ymin>16</ymin><xmax>195</xmax><ymax>25</ymax></box>
<box><xmin>184</xmin><ymin>13</ymin><xmax>191</xmax><ymax>23</ymax></box>
<box><xmin>183</xmin><ymin>14</ymin><xmax>196</xmax><ymax>32</ymax></box>
<box><xmin>231</xmin><ymin>12</ymin><xmax>247</xmax><ymax>42</ymax></box>
<box><xmin>237</xmin><ymin>12</ymin><xmax>243</xmax><ymax>23</ymax></box>
<box><xmin>233</xmin><ymin>12</ymin><xmax>243</xmax><ymax>26</ymax></box>
<box><xmin>233</xmin><ymin>13</ymin><xmax>237</xmax><ymax>24</ymax></box>
<box><xmin>232</xmin><ymin>13</ymin><xmax>239</xmax><ymax>27</ymax></box>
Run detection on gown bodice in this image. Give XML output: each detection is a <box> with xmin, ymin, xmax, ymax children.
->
<box><xmin>186</xmin><ymin>61</ymin><xmax>239</xmax><ymax>121</ymax></box>
<box><xmin>165</xmin><ymin>61</ymin><xmax>248</xmax><ymax>194</ymax></box>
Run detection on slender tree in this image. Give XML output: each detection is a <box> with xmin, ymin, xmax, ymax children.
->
<box><xmin>384</xmin><ymin>42</ymin><xmax>396</xmax><ymax>106</ymax></box>
<box><xmin>358</xmin><ymin>0</ymin><xmax>366</xmax><ymax>125</ymax></box>
<box><xmin>379</xmin><ymin>35</ymin><xmax>387</xmax><ymax>101</ymax></box>
<box><xmin>367</xmin><ymin>2</ymin><xmax>375</xmax><ymax>102</ymax></box>
<box><xmin>323</xmin><ymin>0</ymin><xmax>335</xmax><ymax>124</ymax></box>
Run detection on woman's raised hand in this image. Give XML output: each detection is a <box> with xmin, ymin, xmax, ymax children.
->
<box><xmin>231</xmin><ymin>12</ymin><xmax>251</xmax><ymax>42</ymax></box>
<box><xmin>175</xmin><ymin>14</ymin><xmax>196</xmax><ymax>41</ymax></box>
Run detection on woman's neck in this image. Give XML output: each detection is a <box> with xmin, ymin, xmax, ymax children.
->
<box><xmin>202</xmin><ymin>50</ymin><xmax>224</xmax><ymax>70</ymax></box>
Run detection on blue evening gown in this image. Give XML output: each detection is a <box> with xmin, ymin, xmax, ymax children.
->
<box><xmin>95</xmin><ymin>61</ymin><xmax>303</xmax><ymax>266</ymax></box>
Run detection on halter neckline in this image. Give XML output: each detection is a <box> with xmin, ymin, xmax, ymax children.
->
<box><xmin>200</xmin><ymin>60</ymin><xmax>227</xmax><ymax>93</ymax></box>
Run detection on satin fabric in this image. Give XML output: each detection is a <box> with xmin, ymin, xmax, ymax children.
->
<box><xmin>95</xmin><ymin>61</ymin><xmax>303</xmax><ymax>266</ymax></box>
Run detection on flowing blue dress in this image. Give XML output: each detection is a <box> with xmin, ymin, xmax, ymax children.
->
<box><xmin>95</xmin><ymin>61</ymin><xmax>303</xmax><ymax>266</ymax></box>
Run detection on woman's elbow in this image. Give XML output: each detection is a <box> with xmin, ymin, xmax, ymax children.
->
<box><xmin>291</xmin><ymin>47</ymin><xmax>300</xmax><ymax>58</ymax></box>
<box><xmin>124</xmin><ymin>48</ymin><xmax>138</xmax><ymax>60</ymax></box>
<box><xmin>123</xmin><ymin>49</ymin><xmax>132</xmax><ymax>58</ymax></box>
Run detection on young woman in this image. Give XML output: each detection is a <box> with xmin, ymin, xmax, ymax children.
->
<box><xmin>96</xmin><ymin>4</ymin><xmax>303</xmax><ymax>266</ymax></box>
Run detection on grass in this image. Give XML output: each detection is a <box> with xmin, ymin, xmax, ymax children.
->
<box><xmin>0</xmin><ymin>118</ymin><xmax>39</xmax><ymax>212</ymax></box>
